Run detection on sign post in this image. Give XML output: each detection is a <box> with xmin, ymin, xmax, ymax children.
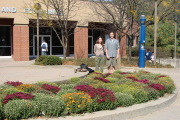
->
<box><xmin>138</xmin><ymin>15</ymin><xmax>146</xmax><ymax>68</ymax></box>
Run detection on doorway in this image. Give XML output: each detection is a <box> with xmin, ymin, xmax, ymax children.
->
<box><xmin>0</xmin><ymin>26</ymin><xmax>11</xmax><ymax>57</ymax></box>
<box><xmin>33</xmin><ymin>35</ymin><xmax>52</xmax><ymax>56</ymax></box>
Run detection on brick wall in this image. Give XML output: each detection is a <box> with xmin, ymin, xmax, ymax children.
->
<box><xmin>74</xmin><ymin>27</ymin><xmax>88</xmax><ymax>59</ymax></box>
<box><xmin>12</xmin><ymin>25</ymin><xmax>29</xmax><ymax>61</ymax></box>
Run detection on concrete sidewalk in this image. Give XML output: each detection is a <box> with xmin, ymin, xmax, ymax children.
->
<box><xmin>0</xmin><ymin>59</ymin><xmax>88</xmax><ymax>85</ymax></box>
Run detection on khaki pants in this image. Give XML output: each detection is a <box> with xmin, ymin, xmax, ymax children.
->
<box><xmin>106</xmin><ymin>57</ymin><xmax>117</xmax><ymax>67</ymax></box>
<box><xmin>95</xmin><ymin>57</ymin><xmax>105</xmax><ymax>72</ymax></box>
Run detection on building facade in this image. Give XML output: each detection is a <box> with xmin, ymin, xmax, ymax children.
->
<box><xmin>0</xmin><ymin>0</ymin><xmax>134</xmax><ymax>61</ymax></box>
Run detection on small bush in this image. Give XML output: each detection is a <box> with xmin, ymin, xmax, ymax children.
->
<box><xmin>87</xmin><ymin>73</ymin><xmax>104</xmax><ymax>79</ymax></box>
<box><xmin>3</xmin><ymin>100</ymin><xmax>33</xmax><ymax>120</ymax></box>
<box><xmin>32</xmin><ymin>93</ymin><xmax>65</xmax><ymax>117</ymax></box>
<box><xmin>56</xmin><ymin>80</ymin><xmax>71</xmax><ymax>85</ymax></box>
<box><xmin>0</xmin><ymin>84</ymin><xmax>14</xmax><ymax>90</ymax></box>
<box><xmin>108</xmin><ymin>73</ymin><xmax>123</xmax><ymax>79</ymax></box>
<box><xmin>115</xmin><ymin>92</ymin><xmax>135</xmax><ymax>107</ymax></box>
<box><xmin>106</xmin><ymin>77</ymin><xmax>120</xmax><ymax>83</ymax></box>
<box><xmin>3</xmin><ymin>88</ymin><xmax>24</xmax><ymax>94</ymax></box>
<box><xmin>0</xmin><ymin>103</ymin><xmax>4</xmax><ymax>120</ymax></box>
<box><xmin>68</xmin><ymin>77</ymin><xmax>82</xmax><ymax>84</ymax></box>
<box><xmin>116</xmin><ymin>78</ymin><xmax>133</xmax><ymax>85</ymax></box>
<box><xmin>36</xmin><ymin>81</ymin><xmax>59</xmax><ymax>87</ymax></box>
<box><xmin>16</xmin><ymin>84</ymin><xmax>39</xmax><ymax>93</ymax></box>
<box><xmin>62</xmin><ymin>92</ymin><xmax>92</xmax><ymax>114</ymax></box>
<box><xmin>35</xmin><ymin>56</ymin><xmax>62</xmax><ymax>65</ymax></box>
<box><xmin>59</xmin><ymin>84</ymin><xmax>76</xmax><ymax>90</ymax></box>
<box><xmin>144</xmin><ymin>87</ymin><xmax>160</xmax><ymax>100</ymax></box>
<box><xmin>116</xmin><ymin>84</ymin><xmax>149</xmax><ymax>103</ymax></box>
<box><xmin>113</xmin><ymin>70</ymin><xmax>122</xmax><ymax>74</ymax></box>
<box><xmin>57</xmin><ymin>89</ymin><xmax>78</xmax><ymax>96</ymax></box>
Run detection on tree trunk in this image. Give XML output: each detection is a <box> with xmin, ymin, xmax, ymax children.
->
<box><xmin>63</xmin><ymin>47</ymin><xmax>67</xmax><ymax>59</ymax></box>
<box><xmin>117</xmin><ymin>33</ymin><xmax>122</xmax><ymax>69</ymax></box>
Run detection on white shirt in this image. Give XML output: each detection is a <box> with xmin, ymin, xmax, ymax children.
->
<box><xmin>41</xmin><ymin>42</ymin><xmax>48</xmax><ymax>51</ymax></box>
<box><xmin>151</xmin><ymin>55</ymin><xmax>154</xmax><ymax>61</ymax></box>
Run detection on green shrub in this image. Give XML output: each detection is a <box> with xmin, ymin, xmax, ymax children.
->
<box><xmin>138</xmin><ymin>73</ymin><xmax>161</xmax><ymax>81</ymax></box>
<box><xmin>131</xmin><ymin>47</ymin><xmax>138</xmax><ymax>57</ymax></box>
<box><xmin>113</xmin><ymin>70</ymin><xmax>122</xmax><ymax>74</ymax></box>
<box><xmin>35</xmin><ymin>56</ymin><xmax>62</xmax><ymax>65</ymax></box>
<box><xmin>116</xmin><ymin>78</ymin><xmax>132</xmax><ymax>85</ymax></box>
<box><xmin>4</xmin><ymin>100</ymin><xmax>34</xmax><ymax>120</ymax></box>
<box><xmin>121</xmin><ymin>81</ymin><xmax>148</xmax><ymax>88</ymax></box>
<box><xmin>116</xmin><ymin>84</ymin><xmax>149</xmax><ymax>103</ymax></box>
<box><xmin>3</xmin><ymin>88</ymin><xmax>24</xmax><ymax>94</ymax></box>
<box><xmin>16</xmin><ymin>84</ymin><xmax>39</xmax><ymax>93</ymax></box>
<box><xmin>57</xmin><ymin>89</ymin><xmax>77</xmax><ymax>96</ymax></box>
<box><xmin>32</xmin><ymin>93</ymin><xmax>65</xmax><ymax>117</ymax></box>
<box><xmin>56</xmin><ymin>80</ymin><xmax>71</xmax><ymax>85</ymax></box>
<box><xmin>106</xmin><ymin>77</ymin><xmax>119</xmax><ymax>83</ymax></box>
<box><xmin>87</xmin><ymin>73</ymin><xmax>103</xmax><ymax>79</ymax></box>
<box><xmin>115</xmin><ymin>92</ymin><xmax>135</xmax><ymax>107</ymax></box>
<box><xmin>68</xmin><ymin>77</ymin><xmax>82</xmax><ymax>84</ymax></box>
<box><xmin>36</xmin><ymin>81</ymin><xmax>59</xmax><ymax>87</ymax></box>
<box><xmin>108</xmin><ymin>73</ymin><xmax>123</xmax><ymax>79</ymax></box>
<box><xmin>75</xmin><ymin>80</ymin><xmax>90</xmax><ymax>86</ymax></box>
<box><xmin>144</xmin><ymin>87</ymin><xmax>160</xmax><ymax>100</ymax></box>
<box><xmin>0</xmin><ymin>103</ymin><xmax>4</xmax><ymax>120</ymax></box>
<box><xmin>0</xmin><ymin>84</ymin><xmax>14</xmax><ymax>89</ymax></box>
<box><xmin>59</xmin><ymin>84</ymin><xmax>76</xmax><ymax>90</ymax></box>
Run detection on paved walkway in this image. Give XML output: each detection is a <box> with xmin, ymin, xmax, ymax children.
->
<box><xmin>0</xmin><ymin>59</ymin><xmax>179</xmax><ymax>120</ymax></box>
<box><xmin>0</xmin><ymin>59</ymin><xmax>88</xmax><ymax>85</ymax></box>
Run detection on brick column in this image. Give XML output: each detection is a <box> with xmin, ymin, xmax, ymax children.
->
<box><xmin>74</xmin><ymin>27</ymin><xmax>88</xmax><ymax>59</ymax></box>
<box><xmin>13</xmin><ymin>25</ymin><xmax>29</xmax><ymax>61</ymax></box>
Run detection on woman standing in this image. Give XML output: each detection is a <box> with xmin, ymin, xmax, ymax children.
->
<box><xmin>94</xmin><ymin>36</ymin><xmax>105</xmax><ymax>72</ymax></box>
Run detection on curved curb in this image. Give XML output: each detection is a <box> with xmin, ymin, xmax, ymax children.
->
<box><xmin>57</xmin><ymin>90</ymin><xmax>177</xmax><ymax>120</ymax></box>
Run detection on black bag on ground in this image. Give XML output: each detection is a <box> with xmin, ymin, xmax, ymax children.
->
<box><xmin>80</xmin><ymin>63</ymin><xmax>94</xmax><ymax>74</ymax></box>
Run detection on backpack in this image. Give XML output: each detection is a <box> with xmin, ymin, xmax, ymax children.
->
<box><xmin>42</xmin><ymin>44</ymin><xmax>46</xmax><ymax>49</ymax></box>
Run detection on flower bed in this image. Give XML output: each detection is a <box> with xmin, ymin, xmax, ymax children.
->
<box><xmin>0</xmin><ymin>70</ymin><xmax>175</xmax><ymax>119</ymax></box>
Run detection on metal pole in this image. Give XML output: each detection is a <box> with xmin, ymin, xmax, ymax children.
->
<box><xmin>37</xmin><ymin>12</ymin><xmax>40</xmax><ymax>58</ymax></box>
<box><xmin>138</xmin><ymin>15</ymin><xmax>146</xmax><ymax>68</ymax></box>
<box><xmin>174</xmin><ymin>20</ymin><xmax>177</xmax><ymax>59</ymax></box>
<box><xmin>154</xmin><ymin>0</ymin><xmax>157</xmax><ymax>64</ymax></box>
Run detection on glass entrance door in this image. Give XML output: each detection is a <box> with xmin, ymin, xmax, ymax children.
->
<box><xmin>88</xmin><ymin>36</ymin><xmax>93</xmax><ymax>54</ymax></box>
<box><xmin>33</xmin><ymin>35</ymin><xmax>52</xmax><ymax>56</ymax></box>
<box><xmin>0</xmin><ymin>26</ymin><xmax>11</xmax><ymax>57</ymax></box>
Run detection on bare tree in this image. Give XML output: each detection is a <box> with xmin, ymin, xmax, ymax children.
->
<box><xmin>25</xmin><ymin>0</ymin><xmax>79</xmax><ymax>59</ymax></box>
<box><xmin>91</xmin><ymin>0</ymin><xmax>140</xmax><ymax>63</ymax></box>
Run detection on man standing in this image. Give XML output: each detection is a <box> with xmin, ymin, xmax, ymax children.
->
<box><xmin>41</xmin><ymin>40</ymin><xmax>48</xmax><ymax>56</ymax></box>
<box><xmin>105</xmin><ymin>32</ymin><xmax>120</xmax><ymax>73</ymax></box>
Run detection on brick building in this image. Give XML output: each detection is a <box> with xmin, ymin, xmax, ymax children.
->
<box><xmin>0</xmin><ymin>0</ymin><xmax>137</xmax><ymax>61</ymax></box>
